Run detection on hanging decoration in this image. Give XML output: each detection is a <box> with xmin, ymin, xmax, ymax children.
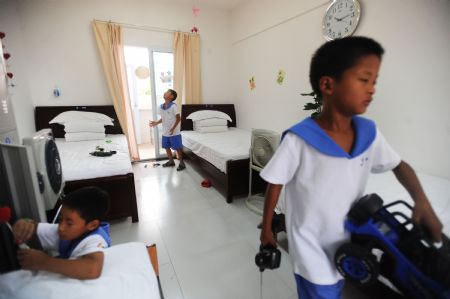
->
<box><xmin>277</xmin><ymin>69</ymin><xmax>286</xmax><ymax>85</ymax></box>
<box><xmin>193</xmin><ymin>6</ymin><xmax>200</xmax><ymax>17</ymax></box>
<box><xmin>160</xmin><ymin>70</ymin><xmax>173</xmax><ymax>84</ymax></box>
<box><xmin>249</xmin><ymin>76</ymin><xmax>256</xmax><ymax>90</ymax></box>
<box><xmin>191</xmin><ymin>2</ymin><xmax>200</xmax><ymax>33</ymax></box>
<box><xmin>0</xmin><ymin>32</ymin><xmax>15</xmax><ymax>85</ymax></box>
<box><xmin>135</xmin><ymin>66</ymin><xmax>150</xmax><ymax>79</ymax></box>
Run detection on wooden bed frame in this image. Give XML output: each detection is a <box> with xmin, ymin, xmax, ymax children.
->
<box><xmin>180</xmin><ymin>104</ymin><xmax>266</xmax><ymax>203</ymax></box>
<box><xmin>35</xmin><ymin>106</ymin><xmax>139</xmax><ymax>223</ymax></box>
<box><xmin>147</xmin><ymin>244</ymin><xmax>164</xmax><ymax>299</ymax></box>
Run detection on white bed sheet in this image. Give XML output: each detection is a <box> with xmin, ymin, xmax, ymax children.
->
<box><xmin>181</xmin><ymin>128</ymin><xmax>251</xmax><ymax>173</ymax></box>
<box><xmin>55</xmin><ymin>134</ymin><xmax>133</xmax><ymax>181</ymax></box>
<box><xmin>0</xmin><ymin>242</ymin><xmax>161</xmax><ymax>299</ymax></box>
<box><xmin>365</xmin><ymin>171</ymin><xmax>450</xmax><ymax>236</ymax></box>
<box><xmin>276</xmin><ymin>171</ymin><xmax>450</xmax><ymax>235</ymax></box>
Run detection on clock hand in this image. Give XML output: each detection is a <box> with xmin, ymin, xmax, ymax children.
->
<box><xmin>335</xmin><ymin>14</ymin><xmax>351</xmax><ymax>22</ymax></box>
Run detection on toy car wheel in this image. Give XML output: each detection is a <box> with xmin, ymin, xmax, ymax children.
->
<box><xmin>335</xmin><ymin>243</ymin><xmax>379</xmax><ymax>286</ymax></box>
<box><xmin>348</xmin><ymin>194</ymin><xmax>384</xmax><ymax>224</ymax></box>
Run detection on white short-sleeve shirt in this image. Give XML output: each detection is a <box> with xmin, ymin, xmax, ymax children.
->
<box><xmin>37</xmin><ymin>223</ymin><xmax>108</xmax><ymax>259</ymax></box>
<box><xmin>159</xmin><ymin>103</ymin><xmax>180</xmax><ymax>137</ymax></box>
<box><xmin>260</xmin><ymin>129</ymin><xmax>401</xmax><ymax>284</ymax></box>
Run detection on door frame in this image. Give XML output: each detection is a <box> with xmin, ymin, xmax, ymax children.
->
<box><xmin>149</xmin><ymin>48</ymin><xmax>174</xmax><ymax>159</ymax></box>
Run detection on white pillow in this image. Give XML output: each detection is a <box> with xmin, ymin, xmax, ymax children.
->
<box><xmin>186</xmin><ymin>110</ymin><xmax>232</xmax><ymax>122</ymax></box>
<box><xmin>193</xmin><ymin>118</ymin><xmax>228</xmax><ymax>128</ymax></box>
<box><xmin>50</xmin><ymin>111</ymin><xmax>114</xmax><ymax>125</ymax></box>
<box><xmin>64</xmin><ymin>132</ymin><xmax>106</xmax><ymax>142</ymax></box>
<box><xmin>64</xmin><ymin>121</ymin><xmax>107</xmax><ymax>133</ymax></box>
<box><xmin>194</xmin><ymin>125</ymin><xmax>228</xmax><ymax>133</ymax></box>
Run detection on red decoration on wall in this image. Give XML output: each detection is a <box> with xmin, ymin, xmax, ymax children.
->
<box><xmin>190</xmin><ymin>3</ymin><xmax>200</xmax><ymax>33</ymax></box>
<box><xmin>1</xmin><ymin>32</ymin><xmax>15</xmax><ymax>84</ymax></box>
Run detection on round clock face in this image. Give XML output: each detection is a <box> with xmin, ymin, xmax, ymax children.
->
<box><xmin>323</xmin><ymin>0</ymin><xmax>361</xmax><ymax>41</ymax></box>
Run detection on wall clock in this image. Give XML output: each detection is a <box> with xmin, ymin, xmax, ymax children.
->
<box><xmin>323</xmin><ymin>0</ymin><xmax>361</xmax><ymax>41</ymax></box>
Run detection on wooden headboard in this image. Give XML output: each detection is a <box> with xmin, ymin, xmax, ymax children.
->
<box><xmin>35</xmin><ymin>106</ymin><xmax>123</xmax><ymax>138</ymax></box>
<box><xmin>180</xmin><ymin>104</ymin><xmax>237</xmax><ymax>131</ymax></box>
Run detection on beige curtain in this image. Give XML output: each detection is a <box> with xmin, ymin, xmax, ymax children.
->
<box><xmin>92</xmin><ymin>21</ymin><xmax>139</xmax><ymax>161</ymax></box>
<box><xmin>173</xmin><ymin>32</ymin><xmax>202</xmax><ymax>107</ymax></box>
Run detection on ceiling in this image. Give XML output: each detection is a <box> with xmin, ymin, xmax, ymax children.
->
<box><xmin>171</xmin><ymin>0</ymin><xmax>251</xmax><ymax>11</ymax></box>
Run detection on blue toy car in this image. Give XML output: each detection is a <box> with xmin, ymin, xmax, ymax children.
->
<box><xmin>335</xmin><ymin>194</ymin><xmax>450</xmax><ymax>299</ymax></box>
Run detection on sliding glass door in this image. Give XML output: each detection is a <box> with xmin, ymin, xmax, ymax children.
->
<box><xmin>124</xmin><ymin>46</ymin><xmax>173</xmax><ymax>160</ymax></box>
<box><xmin>151</xmin><ymin>51</ymin><xmax>174</xmax><ymax>157</ymax></box>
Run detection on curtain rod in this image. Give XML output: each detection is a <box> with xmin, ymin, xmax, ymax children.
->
<box><xmin>231</xmin><ymin>2</ymin><xmax>328</xmax><ymax>45</ymax></box>
<box><xmin>93</xmin><ymin>19</ymin><xmax>192</xmax><ymax>35</ymax></box>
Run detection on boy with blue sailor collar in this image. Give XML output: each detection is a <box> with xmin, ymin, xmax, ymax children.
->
<box><xmin>259</xmin><ymin>37</ymin><xmax>443</xmax><ymax>299</ymax></box>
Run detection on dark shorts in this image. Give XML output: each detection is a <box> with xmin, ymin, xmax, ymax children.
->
<box><xmin>162</xmin><ymin>134</ymin><xmax>183</xmax><ymax>150</ymax></box>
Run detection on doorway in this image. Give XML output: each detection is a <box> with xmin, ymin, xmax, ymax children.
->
<box><xmin>124</xmin><ymin>46</ymin><xmax>174</xmax><ymax>160</ymax></box>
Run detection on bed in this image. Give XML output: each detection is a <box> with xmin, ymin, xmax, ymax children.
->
<box><xmin>35</xmin><ymin>106</ymin><xmax>139</xmax><ymax>223</ymax></box>
<box><xmin>180</xmin><ymin>104</ymin><xmax>266</xmax><ymax>203</ymax></box>
<box><xmin>0</xmin><ymin>242</ymin><xmax>162</xmax><ymax>299</ymax></box>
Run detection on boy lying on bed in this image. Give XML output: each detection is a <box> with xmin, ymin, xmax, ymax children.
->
<box><xmin>12</xmin><ymin>186</ymin><xmax>111</xmax><ymax>280</ymax></box>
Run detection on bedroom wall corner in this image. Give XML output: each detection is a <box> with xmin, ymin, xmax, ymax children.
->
<box><xmin>0</xmin><ymin>0</ymin><xmax>36</xmax><ymax>140</ymax></box>
<box><xmin>230</xmin><ymin>0</ymin><xmax>450</xmax><ymax>179</ymax></box>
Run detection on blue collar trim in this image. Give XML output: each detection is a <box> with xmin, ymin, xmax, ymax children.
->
<box><xmin>58</xmin><ymin>222</ymin><xmax>111</xmax><ymax>259</ymax></box>
<box><xmin>282</xmin><ymin>116</ymin><xmax>376</xmax><ymax>159</ymax></box>
<box><xmin>161</xmin><ymin>101</ymin><xmax>175</xmax><ymax>110</ymax></box>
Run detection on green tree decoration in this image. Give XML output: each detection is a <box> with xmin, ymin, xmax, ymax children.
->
<box><xmin>301</xmin><ymin>92</ymin><xmax>322</xmax><ymax>118</ymax></box>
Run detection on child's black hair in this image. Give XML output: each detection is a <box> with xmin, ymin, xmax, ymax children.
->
<box><xmin>168</xmin><ymin>89</ymin><xmax>177</xmax><ymax>101</ymax></box>
<box><xmin>63</xmin><ymin>186</ymin><xmax>110</xmax><ymax>223</ymax></box>
<box><xmin>309</xmin><ymin>36</ymin><xmax>384</xmax><ymax>98</ymax></box>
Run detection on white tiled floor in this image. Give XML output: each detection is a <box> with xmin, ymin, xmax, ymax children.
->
<box><xmin>110</xmin><ymin>161</ymin><xmax>450</xmax><ymax>299</ymax></box>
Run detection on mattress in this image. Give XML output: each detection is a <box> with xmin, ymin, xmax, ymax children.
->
<box><xmin>365</xmin><ymin>171</ymin><xmax>450</xmax><ymax>236</ymax></box>
<box><xmin>276</xmin><ymin>171</ymin><xmax>450</xmax><ymax>235</ymax></box>
<box><xmin>55</xmin><ymin>134</ymin><xmax>133</xmax><ymax>181</ymax></box>
<box><xmin>0</xmin><ymin>242</ymin><xmax>161</xmax><ymax>299</ymax></box>
<box><xmin>181</xmin><ymin>128</ymin><xmax>251</xmax><ymax>173</ymax></box>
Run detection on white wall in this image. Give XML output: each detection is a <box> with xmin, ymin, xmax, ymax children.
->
<box><xmin>0</xmin><ymin>0</ymin><xmax>35</xmax><ymax>140</ymax></box>
<box><xmin>2</xmin><ymin>0</ymin><xmax>232</xmax><ymax>108</ymax></box>
<box><xmin>230</xmin><ymin>0</ymin><xmax>450</xmax><ymax>179</ymax></box>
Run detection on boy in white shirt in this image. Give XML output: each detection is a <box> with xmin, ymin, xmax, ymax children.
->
<box><xmin>150</xmin><ymin>89</ymin><xmax>186</xmax><ymax>171</ymax></box>
<box><xmin>12</xmin><ymin>186</ymin><xmax>111</xmax><ymax>280</ymax></box>
<box><xmin>259</xmin><ymin>37</ymin><xmax>443</xmax><ymax>299</ymax></box>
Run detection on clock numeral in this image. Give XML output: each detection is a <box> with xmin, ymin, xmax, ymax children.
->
<box><xmin>328</xmin><ymin>15</ymin><xmax>332</xmax><ymax>20</ymax></box>
<box><xmin>338</xmin><ymin>32</ymin><xmax>342</xmax><ymax>37</ymax></box>
<box><xmin>345</xmin><ymin>27</ymin><xmax>348</xmax><ymax>33</ymax></box>
<box><xmin>327</xmin><ymin>22</ymin><xmax>331</xmax><ymax>27</ymax></box>
<box><xmin>349</xmin><ymin>20</ymin><xmax>352</xmax><ymax>26</ymax></box>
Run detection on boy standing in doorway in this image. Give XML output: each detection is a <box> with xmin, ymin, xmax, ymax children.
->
<box><xmin>150</xmin><ymin>89</ymin><xmax>186</xmax><ymax>171</ymax></box>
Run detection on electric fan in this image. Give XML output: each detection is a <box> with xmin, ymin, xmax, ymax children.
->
<box><xmin>246</xmin><ymin>129</ymin><xmax>280</xmax><ymax>215</ymax></box>
<box><xmin>23</xmin><ymin>129</ymin><xmax>64</xmax><ymax>211</ymax></box>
